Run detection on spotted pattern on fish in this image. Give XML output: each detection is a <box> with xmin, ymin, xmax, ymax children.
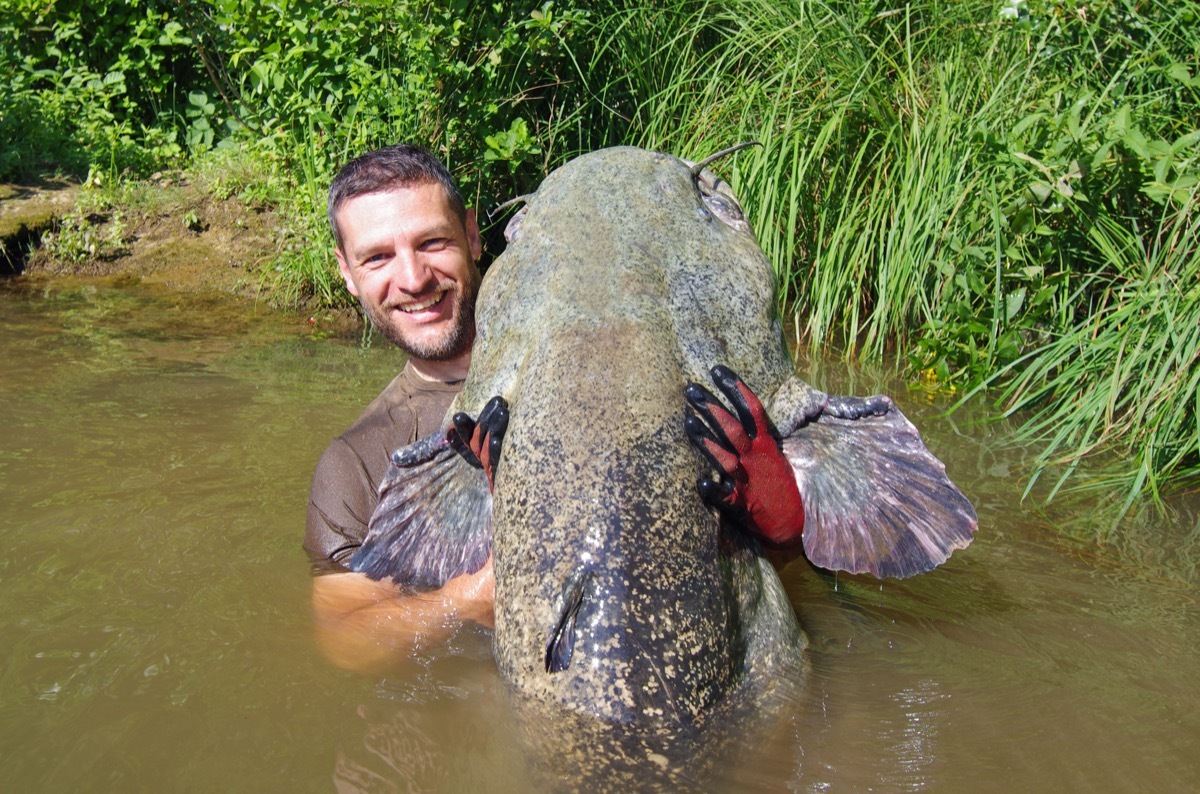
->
<box><xmin>352</xmin><ymin>147</ymin><xmax>976</xmax><ymax>768</ymax></box>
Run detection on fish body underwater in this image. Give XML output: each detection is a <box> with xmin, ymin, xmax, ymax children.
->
<box><xmin>351</xmin><ymin>146</ymin><xmax>976</xmax><ymax>785</ymax></box>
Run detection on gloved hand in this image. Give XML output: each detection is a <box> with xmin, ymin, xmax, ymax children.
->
<box><xmin>684</xmin><ymin>365</ymin><xmax>804</xmax><ymax>548</ymax></box>
<box><xmin>449</xmin><ymin>395</ymin><xmax>509</xmax><ymax>491</ymax></box>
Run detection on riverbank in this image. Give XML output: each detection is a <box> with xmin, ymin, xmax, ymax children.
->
<box><xmin>0</xmin><ymin>177</ymin><xmax>362</xmax><ymax>336</ymax></box>
<box><xmin>1</xmin><ymin>180</ymin><xmax>79</xmax><ymax>276</ymax></box>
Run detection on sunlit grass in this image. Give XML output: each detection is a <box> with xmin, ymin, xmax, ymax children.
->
<box><xmin>10</xmin><ymin>0</ymin><xmax>1195</xmax><ymax>510</ymax></box>
<box><xmin>555</xmin><ymin>0</ymin><xmax>1199</xmax><ymax>507</ymax></box>
<box><xmin>980</xmin><ymin>197</ymin><xmax>1200</xmax><ymax>508</ymax></box>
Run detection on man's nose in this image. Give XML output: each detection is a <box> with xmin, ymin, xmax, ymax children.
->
<box><xmin>388</xmin><ymin>250</ymin><xmax>434</xmax><ymax>294</ymax></box>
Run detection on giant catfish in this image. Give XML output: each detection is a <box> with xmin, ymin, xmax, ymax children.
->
<box><xmin>349</xmin><ymin>146</ymin><xmax>976</xmax><ymax>768</ymax></box>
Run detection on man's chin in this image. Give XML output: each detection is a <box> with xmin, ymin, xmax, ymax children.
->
<box><xmin>378</xmin><ymin>318</ymin><xmax>472</xmax><ymax>363</ymax></box>
<box><xmin>363</xmin><ymin>275</ymin><xmax>478</xmax><ymax>363</ymax></box>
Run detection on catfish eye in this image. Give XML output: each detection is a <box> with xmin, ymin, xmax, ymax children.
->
<box><xmin>491</xmin><ymin>192</ymin><xmax>533</xmax><ymax>243</ymax></box>
<box><xmin>698</xmin><ymin>178</ymin><xmax>750</xmax><ymax>233</ymax></box>
<box><xmin>504</xmin><ymin>206</ymin><xmax>528</xmax><ymax>243</ymax></box>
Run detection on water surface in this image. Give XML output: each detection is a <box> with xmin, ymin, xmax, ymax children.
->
<box><xmin>2</xmin><ymin>277</ymin><xmax>1197</xmax><ymax>791</ymax></box>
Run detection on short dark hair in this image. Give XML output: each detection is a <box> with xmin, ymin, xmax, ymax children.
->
<box><xmin>327</xmin><ymin>144</ymin><xmax>467</xmax><ymax>249</ymax></box>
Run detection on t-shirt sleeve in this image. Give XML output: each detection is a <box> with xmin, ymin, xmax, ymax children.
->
<box><xmin>303</xmin><ymin>367</ymin><xmax>461</xmax><ymax>575</ymax></box>
<box><xmin>304</xmin><ymin>437</ymin><xmax>375</xmax><ymax>572</ymax></box>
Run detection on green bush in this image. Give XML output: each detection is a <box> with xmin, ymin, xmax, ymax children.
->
<box><xmin>1</xmin><ymin>0</ymin><xmax>205</xmax><ymax>179</ymax></box>
<box><xmin>547</xmin><ymin>0</ymin><xmax>1198</xmax><ymax>504</ymax></box>
<box><xmin>1</xmin><ymin>0</ymin><xmax>598</xmax><ymax>192</ymax></box>
<box><xmin>2</xmin><ymin>0</ymin><xmax>1195</xmax><ymax>507</ymax></box>
<box><xmin>205</xmin><ymin>0</ymin><xmax>601</xmax><ymax>301</ymax></box>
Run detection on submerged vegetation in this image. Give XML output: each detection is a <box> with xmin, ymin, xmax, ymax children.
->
<box><xmin>2</xmin><ymin>0</ymin><xmax>1197</xmax><ymax>509</ymax></box>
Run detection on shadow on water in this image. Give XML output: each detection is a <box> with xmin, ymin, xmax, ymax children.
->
<box><xmin>2</xmin><ymin>277</ymin><xmax>1198</xmax><ymax>791</ymax></box>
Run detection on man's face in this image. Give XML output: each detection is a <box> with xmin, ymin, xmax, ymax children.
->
<box><xmin>334</xmin><ymin>182</ymin><xmax>482</xmax><ymax>362</ymax></box>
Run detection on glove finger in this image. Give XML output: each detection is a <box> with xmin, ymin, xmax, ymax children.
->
<box><xmin>470</xmin><ymin>421</ymin><xmax>489</xmax><ymax>458</ymax></box>
<box><xmin>684</xmin><ymin>413</ymin><xmax>745</xmax><ymax>480</ymax></box>
<box><xmin>697</xmin><ymin>477</ymin><xmax>735</xmax><ymax>509</ymax></box>
<box><xmin>484</xmin><ymin>401</ymin><xmax>509</xmax><ymax>474</ymax></box>
<box><xmin>481</xmin><ymin>397</ymin><xmax>510</xmax><ymax>437</ymax></box>
<box><xmin>451</xmin><ymin>413</ymin><xmax>483</xmax><ymax>469</ymax></box>
<box><xmin>702</xmin><ymin>436</ymin><xmax>740</xmax><ymax>477</ymax></box>
<box><xmin>684</xmin><ymin>413</ymin><xmax>734</xmax><ymax>472</ymax></box>
<box><xmin>447</xmin><ymin>423</ymin><xmax>473</xmax><ymax>463</ymax></box>
<box><xmin>710</xmin><ymin>365</ymin><xmax>769</xmax><ymax>440</ymax></box>
<box><xmin>476</xmin><ymin>395</ymin><xmax>506</xmax><ymax>428</ymax></box>
<box><xmin>684</xmin><ymin>381</ymin><xmax>720</xmax><ymax>410</ymax></box>
<box><xmin>684</xmin><ymin>383</ymin><xmax>746</xmax><ymax>452</ymax></box>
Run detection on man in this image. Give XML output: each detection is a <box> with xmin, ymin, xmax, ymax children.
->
<box><xmin>305</xmin><ymin>144</ymin><xmax>805</xmax><ymax>672</ymax></box>
<box><xmin>305</xmin><ymin>144</ymin><xmax>494</xmax><ymax>672</ymax></box>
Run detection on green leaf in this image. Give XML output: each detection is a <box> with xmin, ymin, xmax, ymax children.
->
<box><xmin>1166</xmin><ymin>62</ymin><xmax>1195</xmax><ymax>86</ymax></box>
<box><xmin>1010</xmin><ymin>112</ymin><xmax>1045</xmax><ymax>139</ymax></box>
<box><xmin>1005</xmin><ymin>287</ymin><xmax>1026</xmax><ymax>321</ymax></box>
<box><xmin>1011</xmin><ymin>205</ymin><xmax>1036</xmax><ymax>235</ymax></box>
<box><xmin>1122</xmin><ymin>127</ymin><xmax>1151</xmax><ymax>158</ymax></box>
<box><xmin>1153</xmin><ymin>154</ymin><xmax>1172</xmax><ymax>184</ymax></box>
<box><xmin>1109</xmin><ymin>105</ymin><xmax>1131</xmax><ymax>138</ymax></box>
<box><xmin>1173</xmin><ymin>131</ymin><xmax>1200</xmax><ymax>153</ymax></box>
<box><xmin>1027</xmin><ymin>182</ymin><xmax>1052</xmax><ymax>204</ymax></box>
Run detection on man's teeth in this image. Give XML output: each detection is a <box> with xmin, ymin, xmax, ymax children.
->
<box><xmin>399</xmin><ymin>290</ymin><xmax>446</xmax><ymax>312</ymax></box>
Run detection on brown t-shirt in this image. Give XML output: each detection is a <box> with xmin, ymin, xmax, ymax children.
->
<box><xmin>305</xmin><ymin>361</ymin><xmax>463</xmax><ymax>572</ymax></box>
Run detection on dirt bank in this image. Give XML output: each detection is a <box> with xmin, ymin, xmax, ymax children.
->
<box><xmin>1</xmin><ymin>179</ymin><xmax>80</xmax><ymax>276</ymax></box>
<box><xmin>5</xmin><ymin>174</ymin><xmax>276</xmax><ymax>294</ymax></box>
<box><xmin>1</xmin><ymin>176</ymin><xmax>362</xmax><ymax>335</ymax></box>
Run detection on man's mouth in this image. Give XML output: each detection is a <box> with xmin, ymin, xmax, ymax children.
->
<box><xmin>393</xmin><ymin>288</ymin><xmax>450</xmax><ymax>313</ymax></box>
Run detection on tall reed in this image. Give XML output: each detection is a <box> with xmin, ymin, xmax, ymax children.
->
<box><xmin>560</xmin><ymin>0</ymin><xmax>1199</xmax><ymax>506</ymax></box>
<box><xmin>982</xmin><ymin>196</ymin><xmax>1200</xmax><ymax>509</ymax></box>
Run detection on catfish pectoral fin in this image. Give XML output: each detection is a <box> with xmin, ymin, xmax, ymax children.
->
<box><xmin>350</xmin><ymin>428</ymin><xmax>494</xmax><ymax>590</ymax></box>
<box><xmin>782</xmin><ymin>402</ymin><xmax>977</xmax><ymax>578</ymax></box>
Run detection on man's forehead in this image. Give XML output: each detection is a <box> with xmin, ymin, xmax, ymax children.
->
<box><xmin>373</xmin><ymin>179</ymin><xmax>446</xmax><ymax>204</ymax></box>
<box><xmin>339</xmin><ymin>185</ymin><xmax>466</xmax><ymax>246</ymax></box>
<box><xmin>346</xmin><ymin>182</ymin><xmax>460</xmax><ymax>220</ymax></box>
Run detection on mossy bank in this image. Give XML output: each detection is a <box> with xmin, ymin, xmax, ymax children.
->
<box><xmin>0</xmin><ymin>175</ymin><xmax>363</xmax><ymax>336</ymax></box>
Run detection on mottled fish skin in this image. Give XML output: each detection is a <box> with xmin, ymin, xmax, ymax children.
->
<box><xmin>353</xmin><ymin>145</ymin><xmax>976</xmax><ymax>752</ymax></box>
<box><xmin>455</xmin><ymin>147</ymin><xmax>806</xmax><ymax>730</ymax></box>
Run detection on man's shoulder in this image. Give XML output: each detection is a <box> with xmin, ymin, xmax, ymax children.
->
<box><xmin>338</xmin><ymin>361</ymin><xmax>461</xmax><ymax>446</ymax></box>
<box><xmin>336</xmin><ymin>368</ymin><xmax>413</xmax><ymax>448</ymax></box>
<box><xmin>305</xmin><ymin>360</ymin><xmax>465</xmax><ymax>567</ymax></box>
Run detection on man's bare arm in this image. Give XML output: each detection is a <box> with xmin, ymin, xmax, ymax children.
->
<box><xmin>311</xmin><ymin>558</ymin><xmax>494</xmax><ymax>674</ymax></box>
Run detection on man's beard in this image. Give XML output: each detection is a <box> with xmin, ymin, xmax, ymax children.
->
<box><xmin>363</xmin><ymin>271</ymin><xmax>479</xmax><ymax>362</ymax></box>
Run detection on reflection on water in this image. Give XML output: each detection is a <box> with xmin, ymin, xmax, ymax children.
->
<box><xmin>2</xmin><ymin>277</ymin><xmax>1198</xmax><ymax>792</ymax></box>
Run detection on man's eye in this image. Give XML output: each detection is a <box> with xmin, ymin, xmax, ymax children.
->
<box><xmin>421</xmin><ymin>238</ymin><xmax>451</xmax><ymax>252</ymax></box>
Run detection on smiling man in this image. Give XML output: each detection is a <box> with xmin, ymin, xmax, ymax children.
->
<box><xmin>305</xmin><ymin>145</ymin><xmax>493</xmax><ymax>671</ymax></box>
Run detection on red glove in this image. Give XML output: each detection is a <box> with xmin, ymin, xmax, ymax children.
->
<box><xmin>684</xmin><ymin>366</ymin><xmax>804</xmax><ymax>548</ymax></box>
<box><xmin>450</xmin><ymin>396</ymin><xmax>508</xmax><ymax>491</ymax></box>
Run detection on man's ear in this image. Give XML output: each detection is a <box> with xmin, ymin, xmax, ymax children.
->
<box><xmin>465</xmin><ymin>208</ymin><xmax>483</xmax><ymax>263</ymax></box>
<box><xmin>334</xmin><ymin>248</ymin><xmax>360</xmax><ymax>298</ymax></box>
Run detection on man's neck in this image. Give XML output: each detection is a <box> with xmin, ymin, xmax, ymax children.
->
<box><xmin>407</xmin><ymin>352</ymin><xmax>471</xmax><ymax>383</ymax></box>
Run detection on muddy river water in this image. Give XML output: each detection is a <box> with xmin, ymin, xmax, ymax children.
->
<box><xmin>2</xmin><ymin>278</ymin><xmax>1198</xmax><ymax>792</ymax></box>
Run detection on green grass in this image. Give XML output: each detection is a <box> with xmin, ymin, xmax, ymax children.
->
<box><xmin>549</xmin><ymin>0</ymin><xmax>1199</xmax><ymax>508</ymax></box>
<box><xmin>4</xmin><ymin>0</ymin><xmax>1197</xmax><ymax>512</ymax></box>
<box><xmin>974</xmin><ymin>197</ymin><xmax>1200</xmax><ymax>509</ymax></box>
